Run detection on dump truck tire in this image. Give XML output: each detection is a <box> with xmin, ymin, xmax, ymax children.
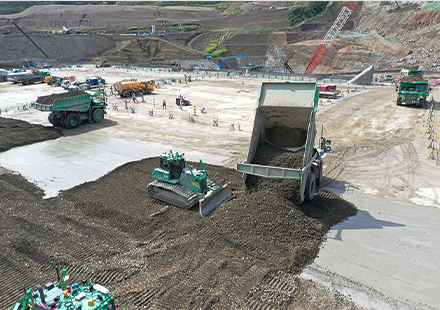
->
<box><xmin>397</xmin><ymin>97</ymin><xmax>402</xmax><ymax>106</ymax></box>
<box><xmin>92</xmin><ymin>108</ymin><xmax>104</xmax><ymax>123</ymax></box>
<box><xmin>48</xmin><ymin>113</ymin><xmax>62</xmax><ymax>126</ymax></box>
<box><xmin>64</xmin><ymin>113</ymin><xmax>80</xmax><ymax>129</ymax></box>
<box><xmin>304</xmin><ymin>171</ymin><xmax>316</xmax><ymax>202</ymax></box>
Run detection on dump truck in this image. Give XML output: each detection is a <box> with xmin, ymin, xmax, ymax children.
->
<box><xmin>148</xmin><ymin>151</ymin><xmax>234</xmax><ymax>217</ymax></box>
<box><xmin>236</xmin><ymin>81</ymin><xmax>331</xmax><ymax>203</ymax></box>
<box><xmin>317</xmin><ymin>84</ymin><xmax>340</xmax><ymax>99</ymax></box>
<box><xmin>31</xmin><ymin>90</ymin><xmax>107</xmax><ymax>129</ymax></box>
<box><xmin>113</xmin><ymin>79</ymin><xmax>154</xmax><ymax>97</ymax></box>
<box><xmin>9</xmin><ymin>262</ymin><xmax>115</xmax><ymax>310</ymax></box>
<box><xmin>396</xmin><ymin>76</ymin><xmax>430</xmax><ymax>107</ymax></box>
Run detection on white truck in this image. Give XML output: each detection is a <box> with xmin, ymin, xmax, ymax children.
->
<box><xmin>0</xmin><ymin>69</ymin><xmax>8</xmax><ymax>82</ymax></box>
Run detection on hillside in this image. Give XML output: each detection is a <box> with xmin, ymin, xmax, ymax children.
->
<box><xmin>0</xmin><ymin>1</ymin><xmax>439</xmax><ymax>73</ymax></box>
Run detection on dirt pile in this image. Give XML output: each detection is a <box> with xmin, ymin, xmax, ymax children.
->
<box><xmin>0</xmin><ymin>117</ymin><xmax>62</xmax><ymax>152</ymax></box>
<box><xmin>245</xmin><ymin>142</ymin><xmax>306</xmax><ymax>202</ymax></box>
<box><xmin>37</xmin><ymin>89</ymin><xmax>87</xmax><ymax>105</ymax></box>
<box><xmin>0</xmin><ymin>118</ymin><xmax>358</xmax><ymax>309</ymax></box>
<box><xmin>400</xmin><ymin>76</ymin><xmax>429</xmax><ymax>82</ymax></box>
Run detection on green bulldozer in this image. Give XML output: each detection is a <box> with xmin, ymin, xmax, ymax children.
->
<box><xmin>147</xmin><ymin>151</ymin><xmax>234</xmax><ymax>217</ymax></box>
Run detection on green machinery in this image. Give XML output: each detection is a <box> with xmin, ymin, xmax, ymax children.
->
<box><xmin>31</xmin><ymin>91</ymin><xmax>107</xmax><ymax>129</ymax></box>
<box><xmin>236</xmin><ymin>81</ymin><xmax>331</xmax><ymax>203</ymax></box>
<box><xmin>396</xmin><ymin>69</ymin><xmax>430</xmax><ymax>107</ymax></box>
<box><xmin>148</xmin><ymin>151</ymin><xmax>234</xmax><ymax>217</ymax></box>
<box><xmin>9</xmin><ymin>262</ymin><xmax>115</xmax><ymax>310</ymax></box>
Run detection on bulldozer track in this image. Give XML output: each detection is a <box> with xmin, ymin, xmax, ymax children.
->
<box><xmin>147</xmin><ymin>180</ymin><xmax>200</xmax><ymax>209</ymax></box>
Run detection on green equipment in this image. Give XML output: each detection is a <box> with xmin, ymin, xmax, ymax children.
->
<box><xmin>148</xmin><ymin>151</ymin><xmax>234</xmax><ymax>217</ymax></box>
<box><xmin>31</xmin><ymin>91</ymin><xmax>107</xmax><ymax>129</ymax></box>
<box><xmin>9</xmin><ymin>262</ymin><xmax>116</xmax><ymax>310</ymax></box>
<box><xmin>396</xmin><ymin>70</ymin><xmax>430</xmax><ymax>107</ymax></box>
<box><xmin>236</xmin><ymin>81</ymin><xmax>331</xmax><ymax>203</ymax></box>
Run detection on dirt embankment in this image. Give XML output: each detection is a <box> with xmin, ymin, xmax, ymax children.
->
<box><xmin>0</xmin><ymin>117</ymin><xmax>62</xmax><ymax>153</ymax></box>
<box><xmin>0</xmin><ymin>117</ymin><xmax>358</xmax><ymax>309</ymax></box>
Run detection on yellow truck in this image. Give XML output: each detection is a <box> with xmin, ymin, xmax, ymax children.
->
<box><xmin>113</xmin><ymin>79</ymin><xmax>155</xmax><ymax>97</ymax></box>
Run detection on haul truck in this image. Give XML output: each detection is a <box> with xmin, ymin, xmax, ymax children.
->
<box><xmin>31</xmin><ymin>91</ymin><xmax>107</xmax><ymax>129</ymax></box>
<box><xmin>113</xmin><ymin>79</ymin><xmax>155</xmax><ymax>97</ymax></box>
<box><xmin>236</xmin><ymin>81</ymin><xmax>331</xmax><ymax>202</ymax></box>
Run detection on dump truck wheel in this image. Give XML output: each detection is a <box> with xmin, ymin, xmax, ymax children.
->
<box><xmin>48</xmin><ymin>113</ymin><xmax>62</xmax><ymax>126</ymax></box>
<box><xmin>92</xmin><ymin>108</ymin><xmax>104</xmax><ymax>123</ymax></box>
<box><xmin>304</xmin><ymin>171</ymin><xmax>316</xmax><ymax>202</ymax></box>
<box><xmin>396</xmin><ymin>97</ymin><xmax>402</xmax><ymax>106</ymax></box>
<box><xmin>64</xmin><ymin>113</ymin><xmax>80</xmax><ymax>129</ymax></box>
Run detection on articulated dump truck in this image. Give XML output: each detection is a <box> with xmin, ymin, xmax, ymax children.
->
<box><xmin>237</xmin><ymin>81</ymin><xmax>331</xmax><ymax>203</ymax></box>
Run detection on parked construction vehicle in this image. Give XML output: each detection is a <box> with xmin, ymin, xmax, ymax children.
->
<box><xmin>31</xmin><ymin>91</ymin><xmax>107</xmax><ymax>129</ymax></box>
<box><xmin>236</xmin><ymin>81</ymin><xmax>331</xmax><ymax>203</ymax></box>
<box><xmin>93</xmin><ymin>58</ymin><xmax>110</xmax><ymax>68</ymax></box>
<box><xmin>176</xmin><ymin>95</ymin><xmax>191</xmax><ymax>106</ymax></box>
<box><xmin>16</xmin><ymin>73</ymin><xmax>44</xmax><ymax>85</ymax></box>
<box><xmin>0</xmin><ymin>68</ymin><xmax>8</xmax><ymax>82</ymax></box>
<box><xmin>9</xmin><ymin>262</ymin><xmax>115</xmax><ymax>310</ymax></box>
<box><xmin>113</xmin><ymin>79</ymin><xmax>154</xmax><ymax>97</ymax></box>
<box><xmin>148</xmin><ymin>151</ymin><xmax>234</xmax><ymax>217</ymax></box>
<box><xmin>317</xmin><ymin>84</ymin><xmax>340</xmax><ymax>99</ymax></box>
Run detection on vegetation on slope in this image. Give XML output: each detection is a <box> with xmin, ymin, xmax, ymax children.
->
<box><xmin>287</xmin><ymin>1</ymin><xmax>329</xmax><ymax>27</ymax></box>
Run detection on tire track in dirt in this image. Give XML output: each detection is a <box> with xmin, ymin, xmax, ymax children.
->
<box><xmin>318</xmin><ymin>86</ymin><xmax>425</xmax><ymax>198</ymax></box>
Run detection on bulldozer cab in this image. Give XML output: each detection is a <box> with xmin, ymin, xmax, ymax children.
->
<box><xmin>160</xmin><ymin>156</ymin><xmax>185</xmax><ymax>180</ymax></box>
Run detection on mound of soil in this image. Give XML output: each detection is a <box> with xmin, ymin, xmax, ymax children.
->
<box><xmin>37</xmin><ymin>90</ymin><xmax>87</xmax><ymax>105</ymax></box>
<box><xmin>0</xmin><ymin>118</ymin><xmax>358</xmax><ymax>309</ymax></box>
<box><xmin>0</xmin><ymin>117</ymin><xmax>62</xmax><ymax>152</ymax></box>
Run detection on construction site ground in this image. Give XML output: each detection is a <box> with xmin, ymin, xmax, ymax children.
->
<box><xmin>1</xmin><ymin>66</ymin><xmax>440</xmax><ymax>310</ymax></box>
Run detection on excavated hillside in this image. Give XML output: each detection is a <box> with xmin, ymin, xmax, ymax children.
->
<box><xmin>0</xmin><ymin>1</ymin><xmax>439</xmax><ymax>73</ymax></box>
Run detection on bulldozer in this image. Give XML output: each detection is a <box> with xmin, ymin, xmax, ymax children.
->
<box><xmin>147</xmin><ymin>151</ymin><xmax>234</xmax><ymax>217</ymax></box>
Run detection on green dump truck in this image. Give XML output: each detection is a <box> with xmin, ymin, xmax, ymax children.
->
<box><xmin>396</xmin><ymin>76</ymin><xmax>430</xmax><ymax>107</ymax></box>
<box><xmin>236</xmin><ymin>81</ymin><xmax>331</xmax><ymax>203</ymax></box>
<box><xmin>31</xmin><ymin>90</ymin><xmax>107</xmax><ymax>129</ymax></box>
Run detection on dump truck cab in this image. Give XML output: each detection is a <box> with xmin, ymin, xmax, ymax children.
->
<box><xmin>396</xmin><ymin>71</ymin><xmax>430</xmax><ymax>107</ymax></box>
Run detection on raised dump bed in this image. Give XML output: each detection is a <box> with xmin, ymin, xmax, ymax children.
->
<box><xmin>237</xmin><ymin>81</ymin><xmax>330</xmax><ymax>202</ymax></box>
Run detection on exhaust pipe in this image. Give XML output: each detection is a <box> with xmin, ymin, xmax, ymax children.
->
<box><xmin>37</xmin><ymin>285</ymin><xmax>46</xmax><ymax>304</ymax></box>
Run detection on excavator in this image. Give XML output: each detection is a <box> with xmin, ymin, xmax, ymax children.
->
<box><xmin>93</xmin><ymin>58</ymin><xmax>111</xmax><ymax>68</ymax></box>
<box><xmin>148</xmin><ymin>151</ymin><xmax>234</xmax><ymax>217</ymax></box>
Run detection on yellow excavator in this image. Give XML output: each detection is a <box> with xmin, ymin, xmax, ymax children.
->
<box><xmin>93</xmin><ymin>58</ymin><xmax>111</xmax><ymax>68</ymax></box>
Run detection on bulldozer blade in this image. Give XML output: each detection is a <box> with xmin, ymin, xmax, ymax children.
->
<box><xmin>199</xmin><ymin>183</ymin><xmax>234</xmax><ymax>217</ymax></box>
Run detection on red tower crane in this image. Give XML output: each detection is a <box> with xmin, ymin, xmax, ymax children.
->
<box><xmin>303</xmin><ymin>1</ymin><xmax>359</xmax><ymax>75</ymax></box>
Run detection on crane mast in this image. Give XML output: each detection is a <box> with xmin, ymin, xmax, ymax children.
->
<box><xmin>304</xmin><ymin>1</ymin><xmax>358</xmax><ymax>75</ymax></box>
<box><xmin>10</xmin><ymin>20</ymin><xmax>53</xmax><ymax>63</ymax></box>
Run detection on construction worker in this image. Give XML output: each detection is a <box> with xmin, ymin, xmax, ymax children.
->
<box><xmin>163</xmin><ymin>99</ymin><xmax>166</xmax><ymax>109</ymax></box>
<box><xmin>110</xmin><ymin>86</ymin><xmax>113</xmax><ymax>94</ymax></box>
<box><xmin>132</xmin><ymin>93</ymin><xmax>138</xmax><ymax>103</ymax></box>
<box><xmin>141</xmin><ymin>93</ymin><xmax>145</xmax><ymax>102</ymax></box>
